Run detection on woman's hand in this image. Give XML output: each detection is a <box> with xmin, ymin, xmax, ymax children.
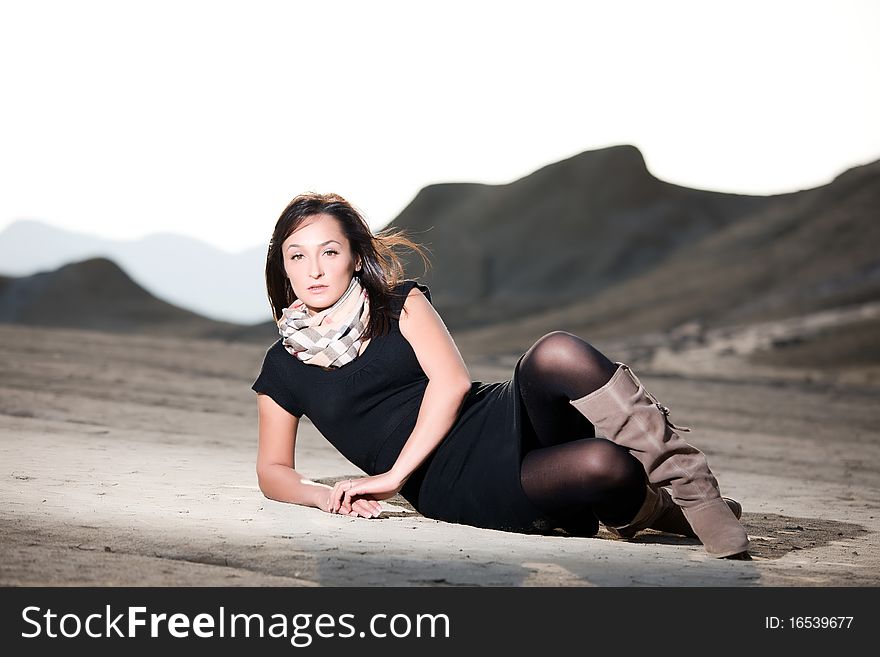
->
<box><xmin>320</xmin><ymin>483</ymin><xmax>382</xmax><ymax>518</ymax></box>
<box><xmin>328</xmin><ymin>472</ymin><xmax>408</xmax><ymax>516</ymax></box>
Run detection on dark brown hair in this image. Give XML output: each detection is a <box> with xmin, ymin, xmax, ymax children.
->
<box><xmin>264</xmin><ymin>192</ymin><xmax>431</xmax><ymax>340</ymax></box>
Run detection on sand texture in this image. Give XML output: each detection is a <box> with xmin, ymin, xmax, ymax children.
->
<box><xmin>1</xmin><ymin>324</ymin><xmax>878</xmax><ymax>586</ymax></box>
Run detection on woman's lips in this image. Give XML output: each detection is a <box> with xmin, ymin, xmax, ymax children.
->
<box><xmin>309</xmin><ymin>285</ymin><xmax>328</xmax><ymax>293</ymax></box>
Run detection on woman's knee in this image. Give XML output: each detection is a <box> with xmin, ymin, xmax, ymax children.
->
<box><xmin>578</xmin><ymin>439</ymin><xmax>645</xmax><ymax>491</ymax></box>
<box><xmin>521</xmin><ymin>331</ymin><xmax>616</xmax><ymax>395</ymax></box>
<box><xmin>534</xmin><ymin>330</ymin><xmax>588</xmax><ymax>351</ymax></box>
<box><xmin>524</xmin><ymin>331</ymin><xmax>597</xmax><ymax>370</ymax></box>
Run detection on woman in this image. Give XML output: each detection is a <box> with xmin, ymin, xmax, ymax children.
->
<box><xmin>252</xmin><ymin>192</ymin><xmax>750</xmax><ymax>559</ymax></box>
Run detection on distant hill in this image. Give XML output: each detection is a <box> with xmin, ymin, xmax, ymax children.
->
<box><xmin>0</xmin><ymin>221</ymin><xmax>269</xmax><ymax>324</ymax></box>
<box><xmin>423</xmin><ymin>150</ymin><xmax>880</xmax><ymax>362</ymax></box>
<box><xmin>0</xmin><ymin>258</ymin><xmax>277</xmax><ymax>343</ymax></box>
<box><xmin>391</xmin><ymin>144</ymin><xmax>774</xmax><ymax>326</ymax></box>
<box><xmin>3</xmin><ymin>143</ymin><xmax>877</xmax><ymax>371</ymax></box>
<box><xmin>391</xmin><ymin>144</ymin><xmax>880</xmax><ymax>331</ymax></box>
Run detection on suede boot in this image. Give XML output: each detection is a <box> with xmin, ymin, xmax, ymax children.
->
<box><xmin>609</xmin><ymin>484</ymin><xmax>743</xmax><ymax>540</ymax></box>
<box><xmin>570</xmin><ymin>362</ymin><xmax>750</xmax><ymax>558</ymax></box>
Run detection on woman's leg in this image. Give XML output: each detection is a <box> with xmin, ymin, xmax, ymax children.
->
<box><xmin>568</xmin><ymin>362</ymin><xmax>750</xmax><ymax>557</ymax></box>
<box><xmin>517</xmin><ymin>332</ymin><xmax>646</xmax><ymax>533</ymax></box>
<box><xmin>517</xmin><ymin>331</ymin><xmax>618</xmax><ymax>450</ymax></box>
<box><xmin>520</xmin><ymin>438</ymin><xmax>648</xmax><ymax>535</ymax></box>
<box><xmin>517</xmin><ymin>331</ymin><xmax>741</xmax><ymax>552</ymax></box>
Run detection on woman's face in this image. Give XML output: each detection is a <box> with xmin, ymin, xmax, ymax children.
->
<box><xmin>281</xmin><ymin>213</ymin><xmax>362</xmax><ymax>315</ymax></box>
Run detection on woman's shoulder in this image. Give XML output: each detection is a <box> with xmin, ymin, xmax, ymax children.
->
<box><xmin>260</xmin><ymin>339</ymin><xmax>294</xmax><ymax>371</ymax></box>
<box><xmin>264</xmin><ymin>338</ymin><xmax>286</xmax><ymax>356</ymax></box>
<box><xmin>390</xmin><ymin>279</ymin><xmax>432</xmax><ymax>309</ymax></box>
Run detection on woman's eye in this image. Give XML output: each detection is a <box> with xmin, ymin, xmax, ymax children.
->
<box><xmin>290</xmin><ymin>250</ymin><xmax>338</xmax><ymax>261</ymax></box>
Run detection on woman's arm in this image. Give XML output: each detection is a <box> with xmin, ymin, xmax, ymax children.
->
<box><xmin>255</xmin><ymin>394</ymin><xmax>381</xmax><ymax>517</ymax></box>
<box><xmin>330</xmin><ymin>286</ymin><xmax>475</xmax><ymax>514</ymax></box>
<box><xmin>389</xmin><ymin>287</ymin><xmax>473</xmax><ymax>483</ymax></box>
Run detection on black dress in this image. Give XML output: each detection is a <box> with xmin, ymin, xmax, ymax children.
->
<box><xmin>251</xmin><ymin>280</ymin><xmax>553</xmax><ymax>534</ymax></box>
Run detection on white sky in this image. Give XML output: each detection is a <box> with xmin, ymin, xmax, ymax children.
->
<box><xmin>1</xmin><ymin>0</ymin><xmax>878</xmax><ymax>253</ymax></box>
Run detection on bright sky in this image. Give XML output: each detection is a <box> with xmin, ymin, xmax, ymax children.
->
<box><xmin>1</xmin><ymin>0</ymin><xmax>877</xmax><ymax>253</ymax></box>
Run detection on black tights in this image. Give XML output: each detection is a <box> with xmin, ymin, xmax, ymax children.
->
<box><xmin>518</xmin><ymin>331</ymin><xmax>648</xmax><ymax>535</ymax></box>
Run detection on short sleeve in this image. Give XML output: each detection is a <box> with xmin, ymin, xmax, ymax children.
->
<box><xmin>251</xmin><ymin>346</ymin><xmax>305</xmax><ymax>418</ymax></box>
<box><xmin>393</xmin><ymin>280</ymin><xmax>432</xmax><ymax>315</ymax></box>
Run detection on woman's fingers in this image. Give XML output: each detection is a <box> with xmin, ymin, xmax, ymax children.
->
<box><xmin>330</xmin><ymin>482</ymin><xmax>341</xmax><ymax>513</ymax></box>
<box><xmin>330</xmin><ymin>479</ymin><xmax>383</xmax><ymax>517</ymax></box>
<box><xmin>353</xmin><ymin>499</ymin><xmax>381</xmax><ymax>518</ymax></box>
<box><xmin>330</xmin><ymin>479</ymin><xmax>349</xmax><ymax>513</ymax></box>
<box><xmin>331</xmin><ymin>478</ymin><xmax>361</xmax><ymax>514</ymax></box>
<box><xmin>340</xmin><ymin>481</ymin><xmax>356</xmax><ymax>514</ymax></box>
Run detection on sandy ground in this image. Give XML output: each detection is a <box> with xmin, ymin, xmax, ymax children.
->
<box><xmin>1</xmin><ymin>323</ymin><xmax>878</xmax><ymax>586</ymax></box>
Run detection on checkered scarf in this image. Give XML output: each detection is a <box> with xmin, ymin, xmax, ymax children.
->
<box><xmin>277</xmin><ymin>276</ymin><xmax>370</xmax><ymax>368</ymax></box>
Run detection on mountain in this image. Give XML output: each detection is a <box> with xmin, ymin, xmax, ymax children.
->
<box><xmin>3</xmin><ymin>143</ymin><xmax>877</xmax><ymax>370</ymax></box>
<box><xmin>391</xmin><ymin>144</ymin><xmax>772</xmax><ymax>326</ymax></box>
<box><xmin>0</xmin><ymin>221</ymin><xmax>270</xmax><ymax>324</ymax></box>
<box><xmin>388</xmin><ymin>145</ymin><xmax>879</xmax><ymax>330</ymax></box>
<box><xmin>0</xmin><ymin>258</ymin><xmax>277</xmax><ymax>343</ymax></box>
